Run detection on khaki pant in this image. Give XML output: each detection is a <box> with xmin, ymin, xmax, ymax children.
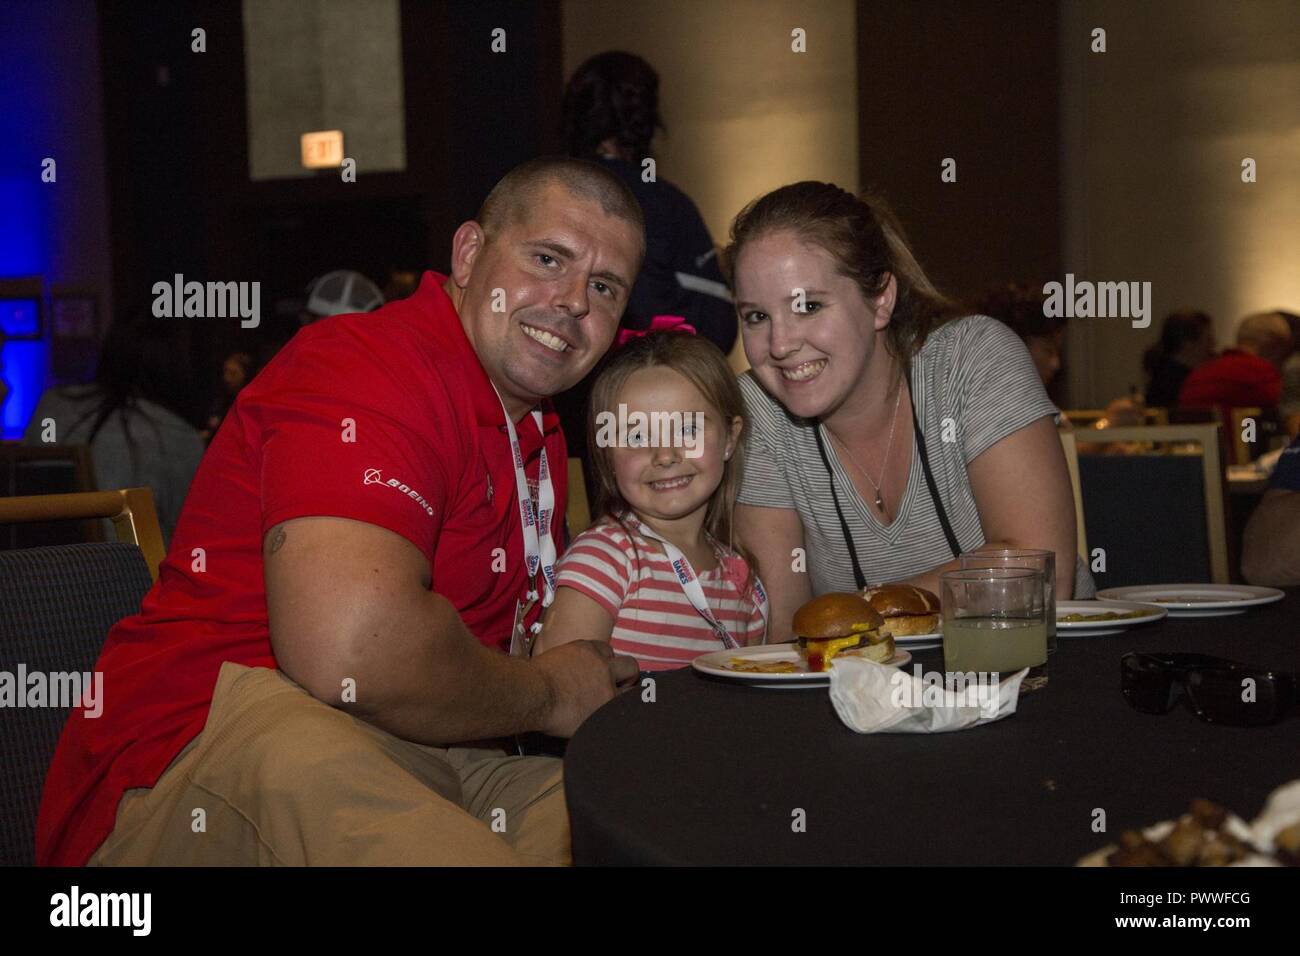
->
<box><xmin>87</xmin><ymin>662</ymin><xmax>569</xmax><ymax>866</ymax></box>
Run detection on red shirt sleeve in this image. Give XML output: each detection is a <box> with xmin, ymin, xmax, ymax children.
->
<box><xmin>244</xmin><ymin>320</ymin><xmax>458</xmax><ymax>571</ymax></box>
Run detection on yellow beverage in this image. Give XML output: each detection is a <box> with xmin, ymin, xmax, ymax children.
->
<box><xmin>943</xmin><ymin>617</ymin><xmax>1048</xmax><ymax>673</ymax></box>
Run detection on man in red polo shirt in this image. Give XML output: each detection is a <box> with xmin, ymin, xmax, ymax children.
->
<box><xmin>36</xmin><ymin>157</ymin><xmax>644</xmax><ymax>866</ymax></box>
<box><xmin>1178</xmin><ymin>311</ymin><xmax>1293</xmax><ymax>414</ymax></box>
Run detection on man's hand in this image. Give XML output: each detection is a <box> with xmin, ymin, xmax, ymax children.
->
<box><xmin>532</xmin><ymin>641</ymin><xmax>639</xmax><ymax>738</ymax></box>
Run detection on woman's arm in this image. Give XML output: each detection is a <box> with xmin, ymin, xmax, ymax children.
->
<box><xmin>1241</xmin><ymin>489</ymin><xmax>1300</xmax><ymax>586</ymax></box>
<box><xmin>898</xmin><ymin>415</ymin><xmax>1078</xmax><ymax>599</ymax></box>
<box><xmin>736</xmin><ymin>503</ymin><xmax>812</xmax><ymax>642</ymax></box>
<box><xmin>532</xmin><ymin>587</ymin><xmax>616</xmax><ymax>655</ymax></box>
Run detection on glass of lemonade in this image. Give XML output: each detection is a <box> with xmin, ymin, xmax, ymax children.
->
<box><xmin>940</xmin><ymin>567</ymin><xmax>1048</xmax><ymax>692</ymax></box>
<box><xmin>959</xmin><ymin>548</ymin><xmax>1057</xmax><ymax>655</ymax></box>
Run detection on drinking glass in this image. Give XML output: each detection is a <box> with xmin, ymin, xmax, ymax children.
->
<box><xmin>960</xmin><ymin>548</ymin><xmax>1057</xmax><ymax>655</ymax></box>
<box><xmin>940</xmin><ymin>567</ymin><xmax>1048</xmax><ymax>692</ymax></box>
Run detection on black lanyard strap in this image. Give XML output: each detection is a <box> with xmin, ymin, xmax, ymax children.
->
<box><xmin>814</xmin><ymin>367</ymin><xmax>962</xmax><ymax>590</ymax></box>
<box><xmin>905</xmin><ymin>367</ymin><xmax>963</xmax><ymax>559</ymax></box>
<box><xmin>813</xmin><ymin>425</ymin><xmax>868</xmax><ymax>590</ymax></box>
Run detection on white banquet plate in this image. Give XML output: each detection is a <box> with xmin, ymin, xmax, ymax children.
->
<box><xmin>1056</xmin><ymin>600</ymin><xmax>1166</xmax><ymax>636</ymax></box>
<box><xmin>1095</xmin><ymin>584</ymin><xmax>1285</xmax><ymax>617</ymax></box>
<box><xmin>893</xmin><ymin>630</ymin><xmax>943</xmax><ymax>649</ymax></box>
<box><xmin>692</xmin><ymin>643</ymin><xmax>912</xmax><ymax>687</ymax></box>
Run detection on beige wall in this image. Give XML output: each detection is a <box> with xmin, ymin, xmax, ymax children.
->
<box><xmin>562</xmin><ymin>0</ymin><xmax>859</xmax><ymax>368</ymax></box>
<box><xmin>1061</xmin><ymin>0</ymin><xmax>1300</xmax><ymax>408</ymax></box>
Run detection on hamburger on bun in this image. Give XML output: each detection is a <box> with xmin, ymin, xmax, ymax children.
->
<box><xmin>792</xmin><ymin>593</ymin><xmax>893</xmax><ymax>672</ymax></box>
<box><xmin>861</xmin><ymin>584</ymin><xmax>941</xmax><ymax>637</ymax></box>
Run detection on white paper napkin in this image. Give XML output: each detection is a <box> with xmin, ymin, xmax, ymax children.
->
<box><xmin>828</xmin><ymin>657</ymin><xmax>1028</xmax><ymax>733</ymax></box>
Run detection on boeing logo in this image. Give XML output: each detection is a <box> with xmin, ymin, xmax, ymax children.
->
<box><xmin>361</xmin><ymin>467</ymin><xmax>435</xmax><ymax>518</ymax></box>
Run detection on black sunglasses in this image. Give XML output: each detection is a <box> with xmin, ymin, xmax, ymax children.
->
<box><xmin>1120</xmin><ymin>652</ymin><xmax>1298</xmax><ymax>726</ymax></box>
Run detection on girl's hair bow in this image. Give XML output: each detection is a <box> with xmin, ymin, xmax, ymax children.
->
<box><xmin>614</xmin><ymin>314</ymin><xmax>697</xmax><ymax>348</ymax></box>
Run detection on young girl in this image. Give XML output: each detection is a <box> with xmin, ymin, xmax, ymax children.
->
<box><xmin>532</xmin><ymin>330</ymin><xmax>768</xmax><ymax>670</ymax></box>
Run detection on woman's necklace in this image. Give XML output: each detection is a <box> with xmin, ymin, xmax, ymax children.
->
<box><xmin>827</xmin><ymin>383</ymin><xmax>904</xmax><ymax>516</ymax></box>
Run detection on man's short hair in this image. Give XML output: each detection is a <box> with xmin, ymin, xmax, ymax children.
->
<box><xmin>476</xmin><ymin>156</ymin><xmax>645</xmax><ymax>260</ymax></box>
<box><xmin>1238</xmin><ymin>312</ymin><xmax>1293</xmax><ymax>349</ymax></box>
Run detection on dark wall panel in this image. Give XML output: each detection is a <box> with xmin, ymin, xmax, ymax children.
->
<box><xmin>856</xmin><ymin>0</ymin><xmax>1061</xmax><ymax>304</ymax></box>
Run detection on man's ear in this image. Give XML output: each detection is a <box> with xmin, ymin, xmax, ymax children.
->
<box><xmin>449</xmin><ymin>221</ymin><xmax>487</xmax><ymax>287</ymax></box>
<box><xmin>871</xmin><ymin>273</ymin><xmax>898</xmax><ymax>332</ymax></box>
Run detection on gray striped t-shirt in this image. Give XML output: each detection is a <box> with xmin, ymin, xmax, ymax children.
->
<box><xmin>738</xmin><ymin>314</ymin><xmax>1095</xmax><ymax>598</ymax></box>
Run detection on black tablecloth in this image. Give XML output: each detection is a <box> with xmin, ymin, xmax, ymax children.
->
<box><xmin>564</xmin><ymin>589</ymin><xmax>1300</xmax><ymax>865</ymax></box>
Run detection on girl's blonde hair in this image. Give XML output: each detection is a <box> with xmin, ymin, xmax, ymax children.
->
<box><xmin>587</xmin><ymin>330</ymin><xmax>756</xmax><ymax>592</ymax></box>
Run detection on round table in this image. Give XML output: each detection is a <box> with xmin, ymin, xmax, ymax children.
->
<box><xmin>564</xmin><ymin>589</ymin><xmax>1300</xmax><ymax>865</ymax></box>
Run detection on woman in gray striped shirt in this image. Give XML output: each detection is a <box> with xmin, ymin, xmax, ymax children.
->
<box><xmin>728</xmin><ymin>182</ymin><xmax>1093</xmax><ymax>641</ymax></box>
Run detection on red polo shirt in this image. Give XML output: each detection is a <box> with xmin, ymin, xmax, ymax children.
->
<box><xmin>1177</xmin><ymin>348</ymin><xmax>1281</xmax><ymax>410</ymax></box>
<box><xmin>36</xmin><ymin>271</ymin><xmax>567</xmax><ymax>866</ymax></box>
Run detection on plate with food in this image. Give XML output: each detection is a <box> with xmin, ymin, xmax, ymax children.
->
<box><xmin>1096</xmin><ymin>584</ymin><xmax>1285</xmax><ymax>617</ymax></box>
<box><xmin>1056</xmin><ymin>599</ymin><xmax>1167</xmax><ymax>636</ymax></box>
<box><xmin>692</xmin><ymin>592</ymin><xmax>911</xmax><ymax>686</ymax></box>
<box><xmin>1076</xmin><ymin>786</ymin><xmax>1300</xmax><ymax>867</ymax></box>
<box><xmin>862</xmin><ymin>584</ymin><xmax>942</xmax><ymax>648</ymax></box>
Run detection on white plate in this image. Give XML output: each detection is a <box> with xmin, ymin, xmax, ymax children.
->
<box><xmin>1096</xmin><ymin>584</ymin><xmax>1285</xmax><ymax>617</ymax></box>
<box><xmin>893</xmin><ymin>630</ymin><xmax>943</xmax><ymax>649</ymax></box>
<box><xmin>692</xmin><ymin>643</ymin><xmax>912</xmax><ymax>686</ymax></box>
<box><xmin>1056</xmin><ymin>600</ymin><xmax>1167</xmax><ymax>636</ymax></box>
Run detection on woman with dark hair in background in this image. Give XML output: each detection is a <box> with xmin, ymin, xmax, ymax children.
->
<box><xmin>977</xmin><ymin>282</ymin><xmax>1069</xmax><ymax>406</ymax></box>
<box><xmin>1143</xmin><ymin>309</ymin><xmax>1215</xmax><ymax>407</ymax></box>
<box><xmin>23</xmin><ymin>309</ymin><xmax>206</xmax><ymax>545</ymax></box>
<box><xmin>557</xmin><ymin>51</ymin><xmax>736</xmax><ymax>492</ymax></box>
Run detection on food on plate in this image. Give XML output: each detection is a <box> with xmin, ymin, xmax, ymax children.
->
<box><xmin>724</xmin><ymin>658</ymin><xmax>800</xmax><ymax>674</ymax></box>
<box><xmin>1081</xmin><ymin>798</ymin><xmax>1296</xmax><ymax>867</ymax></box>
<box><xmin>861</xmin><ymin>584</ymin><xmax>941</xmax><ymax>637</ymax></box>
<box><xmin>1107</xmin><ymin>800</ymin><xmax>1251</xmax><ymax>866</ymax></box>
<box><xmin>792</xmin><ymin>593</ymin><xmax>892</xmax><ymax>672</ymax></box>
<box><xmin>1059</xmin><ymin>609</ymin><xmax>1153</xmax><ymax>623</ymax></box>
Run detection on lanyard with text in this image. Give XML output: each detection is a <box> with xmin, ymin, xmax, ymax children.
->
<box><xmin>627</xmin><ymin>516</ymin><xmax>769</xmax><ymax>649</ymax></box>
<box><xmin>494</xmin><ymin>388</ymin><xmax>557</xmax><ymax>636</ymax></box>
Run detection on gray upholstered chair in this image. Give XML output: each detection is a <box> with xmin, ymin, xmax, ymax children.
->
<box><xmin>0</xmin><ymin>489</ymin><xmax>161</xmax><ymax>866</ymax></box>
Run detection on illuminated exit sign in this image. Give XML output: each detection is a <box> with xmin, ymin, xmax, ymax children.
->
<box><xmin>301</xmin><ymin>130</ymin><xmax>344</xmax><ymax>169</ymax></box>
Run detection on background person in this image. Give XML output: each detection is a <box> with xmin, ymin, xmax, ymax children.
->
<box><xmin>1277</xmin><ymin>311</ymin><xmax>1300</xmax><ymax>437</ymax></box>
<box><xmin>202</xmin><ymin>350</ymin><xmax>253</xmax><ymax>440</ymax></box>
<box><xmin>1178</xmin><ymin>311</ymin><xmax>1293</xmax><ymax>415</ymax></box>
<box><xmin>1142</xmin><ymin>309</ymin><xmax>1216</xmax><ymax>408</ymax></box>
<box><xmin>23</xmin><ymin>308</ymin><xmax>206</xmax><ymax>546</ymax></box>
<box><xmin>976</xmin><ymin>282</ymin><xmax>1068</xmax><ymax>393</ymax></box>
<box><xmin>1241</xmin><ymin>433</ymin><xmax>1300</xmax><ymax>586</ymax></box>
<box><xmin>557</xmin><ymin>51</ymin><xmax>736</xmax><ymax>492</ymax></box>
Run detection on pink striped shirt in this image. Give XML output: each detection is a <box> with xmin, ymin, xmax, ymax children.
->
<box><xmin>556</xmin><ymin>516</ymin><xmax>768</xmax><ymax>670</ymax></box>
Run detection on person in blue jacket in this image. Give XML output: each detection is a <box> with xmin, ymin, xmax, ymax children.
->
<box><xmin>556</xmin><ymin>51</ymin><xmax>736</xmax><ymax>500</ymax></box>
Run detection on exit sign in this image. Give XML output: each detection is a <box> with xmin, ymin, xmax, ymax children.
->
<box><xmin>301</xmin><ymin>130</ymin><xmax>344</xmax><ymax>169</ymax></box>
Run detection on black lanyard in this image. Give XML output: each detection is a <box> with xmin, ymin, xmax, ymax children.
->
<box><xmin>813</xmin><ymin>368</ymin><xmax>962</xmax><ymax>589</ymax></box>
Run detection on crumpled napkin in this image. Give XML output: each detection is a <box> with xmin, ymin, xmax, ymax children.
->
<box><xmin>828</xmin><ymin>657</ymin><xmax>1028</xmax><ymax>733</ymax></box>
